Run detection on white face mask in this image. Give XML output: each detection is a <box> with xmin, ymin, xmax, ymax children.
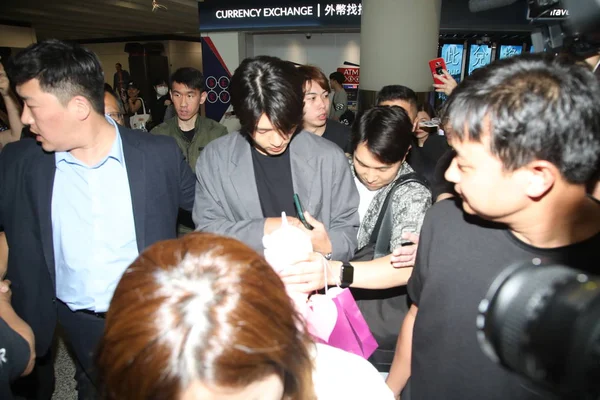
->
<box><xmin>156</xmin><ymin>86</ymin><xmax>168</xmax><ymax>96</ymax></box>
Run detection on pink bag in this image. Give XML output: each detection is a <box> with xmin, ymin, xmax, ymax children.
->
<box><xmin>306</xmin><ymin>286</ymin><xmax>378</xmax><ymax>359</ymax></box>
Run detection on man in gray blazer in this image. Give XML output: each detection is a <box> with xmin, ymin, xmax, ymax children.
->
<box><xmin>193</xmin><ymin>56</ymin><xmax>359</xmax><ymax>288</ymax></box>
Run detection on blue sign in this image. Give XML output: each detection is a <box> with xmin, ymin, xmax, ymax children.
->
<box><xmin>468</xmin><ymin>44</ymin><xmax>492</xmax><ymax>75</ymax></box>
<box><xmin>440</xmin><ymin>44</ymin><xmax>464</xmax><ymax>85</ymax></box>
<box><xmin>499</xmin><ymin>45</ymin><xmax>523</xmax><ymax>60</ymax></box>
<box><xmin>436</xmin><ymin>44</ymin><xmax>464</xmax><ymax>104</ymax></box>
<box><xmin>199</xmin><ymin>1</ymin><xmax>362</xmax><ymax>31</ymax></box>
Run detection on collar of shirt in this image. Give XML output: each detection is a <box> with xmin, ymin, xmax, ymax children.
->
<box><xmin>54</xmin><ymin>117</ymin><xmax>125</xmax><ymax>169</ymax></box>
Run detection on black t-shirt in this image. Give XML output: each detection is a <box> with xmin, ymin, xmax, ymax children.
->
<box><xmin>150</xmin><ymin>94</ymin><xmax>170</xmax><ymax>128</ymax></box>
<box><xmin>431</xmin><ymin>148</ymin><xmax>456</xmax><ymax>200</ymax></box>
<box><xmin>407</xmin><ymin>199</ymin><xmax>600</xmax><ymax>400</ymax></box>
<box><xmin>322</xmin><ymin>119</ymin><xmax>352</xmax><ymax>153</ymax></box>
<box><xmin>182</xmin><ymin>128</ymin><xmax>195</xmax><ymax>143</ymax></box>
<box><xmin>0</xmin><ymin>318</ymin><xmax>30</xmax><ymax>400</ymax></box>
<box><xmin>406</xmin><ymin>134</ymin><xmax>449</xmax><ymax>186</ymax></box>
<box><xmin>251</xmin><ymin>146</ymin><xmax>296</xmax><ymax>218</ymax></box>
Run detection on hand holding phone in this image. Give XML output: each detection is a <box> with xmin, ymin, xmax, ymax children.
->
<box><xmin>428</xmin><ymin>58</ymin><xmax>448</xmax><ymax>85</ymax></box>
<box><xmin>293</xmin><ymin>194</ymin><xmax>314</xmax><ymax>230</ymax></box>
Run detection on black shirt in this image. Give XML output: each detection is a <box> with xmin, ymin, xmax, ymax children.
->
<box><xmin>182</xmin><ymin>128</ymin><xmax>195</xmax><ymax>143</ymax></box>
<box><xmin>0</xmin><ymin>318</ymin><xmax>30</xmax><ymax>400</ymax></box>
<box><xmin>407</xmin><ymin>200</ymin><xmax>600</xmax><ymax>400</ymax></box>
<box><xmin>150</xmin><ymin>94</ymin><xmax>170</xmax><ymax>128</ymax></box>
<box><xmin>431</xmin><ymin>148</ymin><xmax>456</xmax><ymax>200</ymax></box>
<box><xmin>406</xmin><ymin>134</ymin><xmax>449</xmax><ymax>186</ymax></box>
<box><xmin>251</xmin><ymin>146</ymin><xmax>296</xmax><ymax>218</ymax></box>
<box><xmin>322</xmin><ymin>119</ymin><xmax>352</xmax><ymax>153</ymax></box>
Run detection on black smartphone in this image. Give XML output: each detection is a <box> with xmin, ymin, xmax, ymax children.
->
<box><xmin>293</xmin><ymin>193</ymin><xmax>314</xmax><ymax>230</ymax></box>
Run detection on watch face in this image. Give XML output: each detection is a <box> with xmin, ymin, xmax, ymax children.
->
<box><xmin>341</xmin><ymin>263</ymin><xmax>354</xmax><ymax>286</ymax></box>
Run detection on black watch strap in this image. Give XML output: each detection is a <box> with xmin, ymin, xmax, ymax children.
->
<box><xmin>340</xmin><ymin>262</ymin><xmax>354</xmax><ymax>288</ymax></box>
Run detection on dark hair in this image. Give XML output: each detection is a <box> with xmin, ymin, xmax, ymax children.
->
<box><xmin>441</xmin><ymin>53</ymin><xmax>600</xmax><ymax>184</ymax></box>
<box><xmin>97</xmin><ymin>233</ymin><xmax>316</xmax><ymax>400</ymax></box>
<box><xmin>297</xmin><ymin>65</ymin><xmax>330</xmax><ymax>93</ymax></box>
<box><xmin>417</xmin><ymin>102</ymin><xmax>436</xmax><ymax>118</ymax></box>
<box><xmin>230</xmin><ymin>56</ymin><xmax>304</xmax><ymax>138</ymax></box>
<box><xmin>375</xmin><ymin>85</ymin><xmax>418</xmax><ymax>108</ymax></box>
<box><xmin>351</xmin><ymin>106</ymin><xmax>414</xmax><ymax>164</ymax></box>
<box><xmin>7</xmin><ymin>39</ymin><xmax>105</xmax><ymax>114</ymax></box>
<box><xmin>115</xmin><ymin>63</ymin><xmax>122</xmax><ymax>67</ymax></box>
<box><xmin>103</xmin><ymin>83</ymin><xmax>125</xmax><ymax>115</ymax></box>
<box><xmin>153</xmin><ymin>77</ymin><xmax>167</xmax><ymax>87</ymax></box>
<box><xmin>329</xmin><ymin>71</ymin><xmax>345</xmax><ymax>85</ymax></box>
<box><xmin>169</xmin><ymin>67</ymin><xmax>205</xmax><ymax>92</ymax></box>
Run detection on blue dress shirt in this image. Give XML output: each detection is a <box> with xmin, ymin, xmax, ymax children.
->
<box><xmin>52</xmin><ymin>118</ymin><xmax>139</xmax><ymax>312</ymax></box>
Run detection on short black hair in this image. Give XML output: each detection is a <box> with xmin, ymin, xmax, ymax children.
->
<box><xmin>230</xmin><ymin>56</ymin><xmax>304</xmax><ymax>138</ymax></box>
<box><xmin>376</xmin><ymin>85</ymin><xmax>418</xmax><ymax>108</ymax></box>
<box><xmin>170</xmin><ymin>67</ymin><xmax>205</xmax><ymax>92</ymax></box>
<box><xmin>441</xmin><ymin>53</ymin><xmax>600</xmax><ymax>184</ymax></box>
<box><xmin>418</xmin><ymin>101</ymin><xmax>436</xmax><ymax>118</ymax></box>
<box><xmin>7</xmin><ymin>39</ymin><xmax>105</xmax><ymax>115</ymax></box>
<box><xmin>351</xmin><ymin>106</ymin><xmax>413</xmax><ymax>164</ymax></box>
<box><xmin>329</xmin><ymin>71</ymin><xmax>345</xmax><ymax>85</ymax></box>
<box><xmin>103</xmin><ymin>83</ymin><xmax>125</xmax><ymax>115</ymax></box>
<box><xmin>153</xmin><ymin>77</ymin><xmax>167</xmax><ymax>87</ymax></box>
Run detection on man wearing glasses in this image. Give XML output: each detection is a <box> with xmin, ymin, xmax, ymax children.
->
<box><xmin>104</xmin><ymin>85</ymin><xmax>125</xmax><ymax>126</ymax></box>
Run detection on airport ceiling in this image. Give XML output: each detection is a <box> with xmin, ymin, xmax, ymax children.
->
<box><xmin>0</xmin><ymin>0</ymin><xmax>202</xmax><ymax>41</ymax></box>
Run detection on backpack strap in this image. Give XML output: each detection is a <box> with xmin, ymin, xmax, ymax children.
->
<box><xmin>368</xmin><ymin>173</ymin><xmax>428</xmax><ymax>258</ymax></box>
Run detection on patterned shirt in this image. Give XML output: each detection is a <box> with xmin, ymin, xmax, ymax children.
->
<box><xmin>349</xmin><ymin>158</ymin><xmax>432</xmax><ymax>250</ymax></box>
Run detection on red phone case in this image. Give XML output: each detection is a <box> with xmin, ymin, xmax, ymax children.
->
<box><xmin>429</xmin><ymin>58</ymin><xmax>447</xmax><ymax>85</ymax></box>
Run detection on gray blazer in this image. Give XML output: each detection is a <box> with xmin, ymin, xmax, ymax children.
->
<box><xmin>193</xmin><ymin>130</ymin><xmax>359</xmax><ymax>260</ymax></box>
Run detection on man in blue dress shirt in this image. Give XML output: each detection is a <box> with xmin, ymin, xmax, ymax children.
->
<box><xmin>0</xmin><ymin>40</ymin><xmax>195</xmax><ymax>399</ymax></box>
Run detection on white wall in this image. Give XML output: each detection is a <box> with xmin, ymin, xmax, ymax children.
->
<box><xmin>166</xmin><ymin>40</ymin><xmax>203</xmax><ymax>72</ymax></box>
<box><xmin>251</xmin><ymin>32</ymin><xmax>360</xmax><ymax>75</ymax></box>
<box><xmin>83</xmin><ymin>42</ymin><xmax>136</xmax><ymax>86</ymax></box>
<box><xmin>201</xmin><ymin>32</ymin><xmax>245</xmax><ymax>74</ymax></box>
<box><xmin>0</xmin><ymin>25</ymin><xmax>37</xmax><ymax>48</ymax></box>
<box><xmin>84</xmin><ymin>40</ymin><xmax>206</xmax><ymax>86</ymax></box>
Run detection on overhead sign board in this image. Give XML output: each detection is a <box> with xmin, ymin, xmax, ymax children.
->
<box><xmin>198</xmin><ymin>1</ymin><xmax>362</xmax><ymax>31</ymax></box>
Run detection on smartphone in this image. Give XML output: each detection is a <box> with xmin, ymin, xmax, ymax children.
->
<box><xmin>293</xmin><ymin>193</ymin><xmax>314</xmax><ymax>230</ymax></box>
<box><xmin>428</xmin><ymin>58</ymin><xmax>447</xmax><ymax>85</ymax></box>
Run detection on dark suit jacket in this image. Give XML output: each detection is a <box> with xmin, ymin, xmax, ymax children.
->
<box><xmin>0</xmin><ymin>127</ymin><xmax>195</xmax><ymax>355</ymax></box>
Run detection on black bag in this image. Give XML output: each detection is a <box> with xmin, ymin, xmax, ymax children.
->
<box><xmin>351</xmin><ymin>173</ymin><xmax>427</xmax><ymax>372</ymax></box>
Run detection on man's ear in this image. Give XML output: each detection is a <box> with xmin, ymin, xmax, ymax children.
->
<box><xmin>523</xmin><ymin>160</ymin><xmax>558</xmax><ymax>199</ymax></box>
<box><xmin>69</xmin><ymin>95</ymin><xmax>92</xmax><ymax>121</ymax></box>
<box><xmin>199</xmin><ymin>91</ymin><xmax>208</xmax><ymax>105</ymax></box>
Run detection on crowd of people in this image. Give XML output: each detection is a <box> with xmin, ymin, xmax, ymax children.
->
<box><xmin>0</xmin><ymin>37</ymin><xmax>598</xmax><ymax>400</ymax></box>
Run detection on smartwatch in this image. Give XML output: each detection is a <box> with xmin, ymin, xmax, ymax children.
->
<box><xmin>339</xmin><ymin>262</ymin><xmax>354</xmax><ymax>288</ymax></box>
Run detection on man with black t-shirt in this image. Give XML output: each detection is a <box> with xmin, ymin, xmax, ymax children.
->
<box><xmin>152</xmin><ymin>67</ymin><xmax>227</xmax><ymax>233</ymax></box>
<box><xmin>193</xmin><ymin>56</ymin><xmax>359</xmax><ymax>290</ymax></box>
<box><xmin>386</xmin><ymin>54</ymin><xmax>600</xmax><ymax>399</ymax></box>
<box><xmin>152</xmin><ymin>67</ymin><xmax>228</xmax><ymax>174</ymax></box>
<box><xmin>298</xmin><ymin>65</ymin><xmax>352</xmax><ymax>153</ymax></box>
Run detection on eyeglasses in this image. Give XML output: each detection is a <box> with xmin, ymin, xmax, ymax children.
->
<box><xmin>106</xmin><ymin>112</ymin><xmax>123</xmax><ymax>121</ymax></box>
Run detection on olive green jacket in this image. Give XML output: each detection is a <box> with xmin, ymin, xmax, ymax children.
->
<box><xmin>151</xmin><ymin>115</ymin><xmax>228</xmax><ymax>171</ymax></box>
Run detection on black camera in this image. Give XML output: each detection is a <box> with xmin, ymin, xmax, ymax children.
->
<box><xmin>477</xmin><ymin>260</ymin><xmax>600</xmax><ymax>399</ymax></box>
<box><xmin>470</xmin><ymin>0</ymin><xmax>600</xmax><ymax>55</ymax></box>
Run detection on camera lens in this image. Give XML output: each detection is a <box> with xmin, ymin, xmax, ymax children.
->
<box><xmin>477</xmin><ymin>260</ymin><xmax>600</xmax><ymax>399</ymax></box>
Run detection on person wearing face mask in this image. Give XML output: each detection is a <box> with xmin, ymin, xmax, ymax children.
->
<box><xmin>148</xmin><ymin>78</ymin><xmax>171</xmax><ymax>130</ymax></box>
